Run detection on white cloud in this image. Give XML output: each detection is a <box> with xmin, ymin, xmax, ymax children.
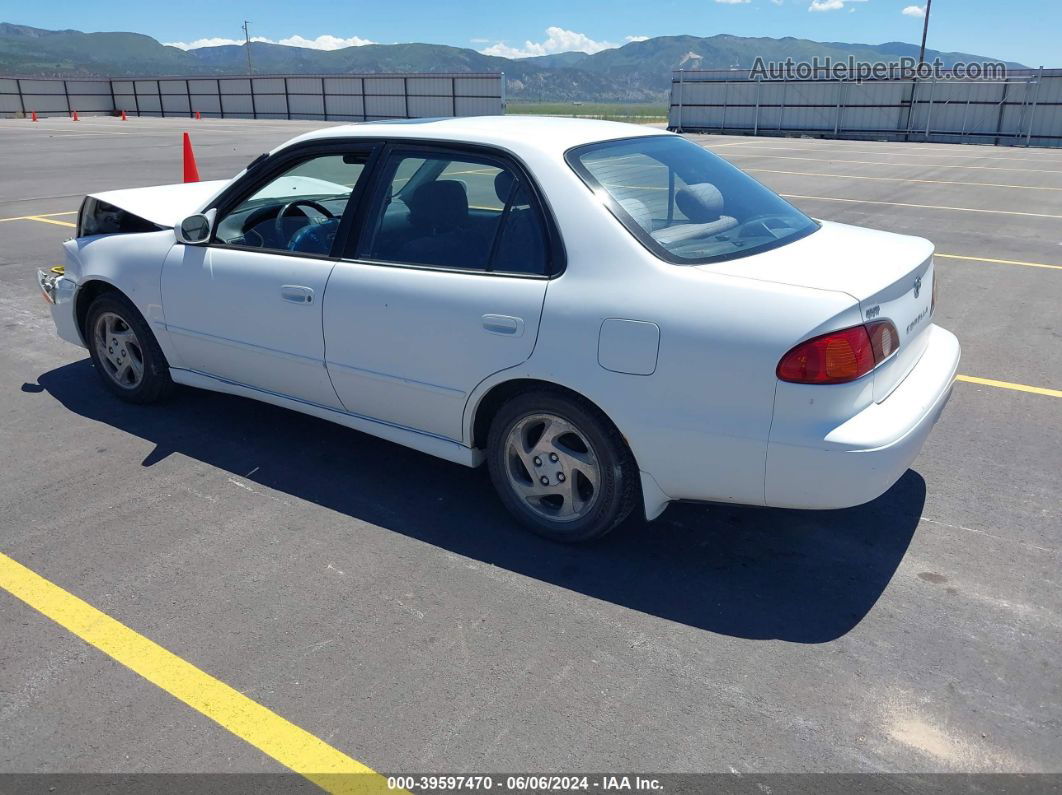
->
<box><xmin>166</xmin><ymin>37</ymin><xmax>253</xmax><ymax>49</ymax></box>
<box><xmin>479</xmin><ymin>26</ymin><xmax>618</xmax><ymax>58</ymax></box>
<box><xmin>715</xmin><ymin>0</ymin><xmax>751</xmax><ymax>4</ymax></box>
<box><xmin>276</xmin><ymin>34</ymin><xmax>374</xmax><ymax>49</ymax></box>
<box><xmin>771</xmin><ymin>0</ymin><xmax>785</xmax><ymax>5</ymax></box>
<box><xmin>625</xmin><ymin>35</ymin><xmax>650</xmax><ymax>42</ymax></box>
<box><xmin>808</xmin><ymin>0</ymin><xmax>866</xmax><ymax>10</ymax></box>
<box><xmin>165</xmin><ymin>33</ymin><xmax>373</xmax><ymax>51</ymax></box>
<box><xmin>902</xmin><ymin>4</ymin><xmax>926</xmax><ymax>16</ymax></box>
<box><xmin>470</xmin><ymin>37</ymin><xmax>490</xmax><ymax>44</ymax></box>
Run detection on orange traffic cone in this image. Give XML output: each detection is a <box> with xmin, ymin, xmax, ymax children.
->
<box><xmin>72</xmin><ymin>110</ymin><xmax>79</xmax><ymax>121</ymax></box>
<box><xmin>195</xmin><ymin>111</ymin><xmax>201</xmax><ymax>120</ymax></box>
<box><xmin>120</xmin><ymin>110</ymin><xmax>127</xmax><ymax>121</ymax></box>
<box><xmin>182</xmin><ymin>132</ymin><xmax>200</xmax><ymax>183</ymax></box>
<box><xmin>31</xmin><ymin>110</ymin><xmax>38</xmax><ymax>122</ymax></box>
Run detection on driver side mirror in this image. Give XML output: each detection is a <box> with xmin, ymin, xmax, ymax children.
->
<box><xmin>175</xmin><ymin>208</ymin><xmax>216</xmax><ymax>245</ymax></box>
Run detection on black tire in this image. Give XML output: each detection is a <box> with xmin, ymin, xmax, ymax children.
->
<box><xmin>84</xmin><ymin>291</ymin><xmax>174</xmax><ymax>404</ymax></box>
<box><xmin>486</xmin><ymin>390</ymin><xmax>639</xmax><ymax>543</ymax></box>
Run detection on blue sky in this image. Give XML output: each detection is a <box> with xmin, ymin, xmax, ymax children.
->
<box><xmin>4</xmin><ymin>0</ymin><xmax>1057</xmax><ymax>67</ymax></box>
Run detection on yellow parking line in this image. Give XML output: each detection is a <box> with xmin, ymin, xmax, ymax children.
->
<box><xmin>936</xmin><ymin>253</ymin><xmax>1062</xmax><ymax>271</ymax></box>
<box><xmin>747</xmin><ymin>167</ymin><xmax>1062</xmax><ymax>192</ymax></box>
<box><xmin>25</xmin><ymin>215</ymin><xmax>76</xmax><ymax>227</ymax></box>
<box><xmin>723</xmin><ymin>152</ymin><xmax>1062</xmax><ymax>175</ymax></box>
<box><xmin>0</xmin><ymin>551</ymin><xmax>394</xmax><ymax>795</ymax></box>
<box><xmin>779</xmin><ymin>193</ymin><xmax>1062</xmax><ymax>220</ymax></box>
<box><xmin>0</xmin><ymin>210</ymin><xmax>77</xmax><ymax>223</ymax></box>
<box><xmin>957</xmin><ymin>375</ymin><xmax>1062</xmax><ymax>398</ymax></box>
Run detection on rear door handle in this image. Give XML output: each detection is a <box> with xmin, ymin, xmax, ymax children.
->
<box><xmin>281</xmin><ymin>285</ymin><xmax>314</xmax><ymax>304</ymax></box>
<box><xmin>482</xmin><ymin>314</ymin><xmax>524</xmax><ymax>336</ymax></box>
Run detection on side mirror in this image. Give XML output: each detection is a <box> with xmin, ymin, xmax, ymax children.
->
<box><xmin>175</xmin><ymin>208</ymin><xmax>216</xmax><ymax>245</ymax></box>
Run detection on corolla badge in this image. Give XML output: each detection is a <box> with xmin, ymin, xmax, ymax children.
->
<box><xmin>913</xmin><ymin>276</ymin><xmax>922</xmax><ymax>298</ymax></box>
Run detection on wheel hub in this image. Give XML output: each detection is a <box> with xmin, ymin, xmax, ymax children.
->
<box><xmin>503</xmin><ymin>413</ymin><xmax>601</xmax><ymax>523</ymax></box>
<box><xmin>93</xmin><ymin>311</ymin><xmax>145</xmax><ymax>390</ymax></box>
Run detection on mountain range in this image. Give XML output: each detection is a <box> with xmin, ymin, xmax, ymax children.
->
<box><xmin>0</xmin><ymin>22</ymin><xmax>1031</xmax><ymax>103</ymax></box>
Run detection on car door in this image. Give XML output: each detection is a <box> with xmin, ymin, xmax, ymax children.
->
<box><xmin>322</xmin><ymin>145</ymin><xmax>559</xmax><ymax>441</ymax></box>
<box><xmin>161</xmin><ymin>146</ymin><xmax>374</xmax><ymax>409</ymax></box>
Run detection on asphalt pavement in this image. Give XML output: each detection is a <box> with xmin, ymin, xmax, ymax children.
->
<box><xmin>0</xmin><ymin>117</ymin><xmax>1058</xmax><ymax>783</ymax></box>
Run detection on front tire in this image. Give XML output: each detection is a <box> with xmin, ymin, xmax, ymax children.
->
<box><xmin>85</xmin><ymin>292</ymin><xmax>174</xmax><ymax>404</ymax></box>
<box><xmin>487</xmin><ymin>391</ymin><xmax>638</xmax><ymax>542</ymax></box>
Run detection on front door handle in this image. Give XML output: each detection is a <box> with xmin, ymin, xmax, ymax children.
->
<box><xmin>281</xmin><ymin>285</ymin><xmax>314</xmax><ymax>304</ymax></box>
<box><xmin>482</xmin><ymin>314</ymin><xmax>524</xmax><ymax>336</ymax></box>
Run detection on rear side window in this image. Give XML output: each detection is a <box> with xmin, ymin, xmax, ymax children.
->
<box><xmin>359</xmin><ymin>151</ymin><xmax>551</xmax><ymax>275</ymax></box>
<box><xmin>567</xmin><ymin>135</ymin><xmax>818</xmax><ymax>265</ymax></box>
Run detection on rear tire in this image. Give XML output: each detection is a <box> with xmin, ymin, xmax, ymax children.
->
<box><xmin>487</xmin><ymin>391</ymin><xmax>638</xmax><ymax>542</ymax></box>
<box><xmin>84</xmin><ymin>292</ymin><xmax>174</xmax><ymax>404</ymax></box>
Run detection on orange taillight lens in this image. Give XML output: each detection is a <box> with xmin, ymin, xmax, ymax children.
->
<box><xmin>777</xmin><ymin>320</ymin><xmax>898</xmax><ymax>385</ymax></box>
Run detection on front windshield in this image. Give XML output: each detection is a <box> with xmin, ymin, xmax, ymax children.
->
<box><xmin>566</xmin><ymin>135</ymin><xmax>818</xmax><ymax>264</ymax></box>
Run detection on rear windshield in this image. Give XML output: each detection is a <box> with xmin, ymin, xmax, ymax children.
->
<box><xmin>566</xmin><ymin>135</ymin><xmax>818</xmax><ymax>264</ymax></box>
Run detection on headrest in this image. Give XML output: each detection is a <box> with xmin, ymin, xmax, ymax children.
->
<box><xmin>494</xmin><ymin>170</ymin><xmax>517</xmax><ymax>205</ymax></box>
<box><xmin>409</xmin><ymin>180</ymin><xmax>468</xmax><ymax>231</ymax></box>
<box><xmin>618</xmin><ymin>198</ymin><xmax>653</xmax><ymax>232</ymax></box>
<box><xmin>675</xmin><ymin>182</ymin><xmax>724</xmax><ymax>223</ymax></box>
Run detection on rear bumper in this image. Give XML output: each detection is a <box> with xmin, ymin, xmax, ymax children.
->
<box><xmin>765</xmin><ymin>323</ymin><xmax>960</xmax><ymax>509</ymax></box>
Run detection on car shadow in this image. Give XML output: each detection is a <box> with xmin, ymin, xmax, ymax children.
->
<box><xmin>31</xmin><ymin>360</ymin><xmax>925</xmax><ymax>644</ymax></box>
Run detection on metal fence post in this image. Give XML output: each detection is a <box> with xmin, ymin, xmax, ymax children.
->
<box><xmin>321</xmin><ymin>77</ymin><xmax>328</xmax><ymax>121</ymax></box>
<box><xmin>249</xmin><ymin>76</ymin><xmax>257</xmax><ymax>119</ymax></box>
<box><xmin>994</xmin><ymin>78</ymin><xmax>1010</xmax><ymax>145</ymax></box>
<box><xmin>157</xmin><ymin>79</ymin><xmax>164</xmax><ymax>118</ymax></box>
<box><xmin>1025</xmin><ymin>67</ymin><xmax>1044</xmax><ymax>146</ymax></box>
<box><xmin>720</xmin><ymin>78</ymin><xmax>728</xmax><ymax>132</ymax></box>
<box><xmin>778</xmin><ymin>79</ymin><xmax>787</xmax><ymax>131</ymax></box>
<box><xmin>62</xmin><ymin>79</ymin><xmax>71</xmax><ymax>117</ymax></box>
<box><xmin>185</xmin><ymin>79</ymin><xmax>193</xmax><ymax>118</ymax></box>
<box><xmin>924</xmin><ymin>78</ymin><xmax>935</xmax><ymax>140</ymax></box>
<box><xmin>834</xmin><ymin>80</ymin><xmax>845</xmax><ymax>136</ymax></box>
<box><xmin>902</xmin><ymin>79</ymin><xmax>916</xmax><ymax>140</ymax></box>
<box><xmin>753</xmin><ymin>77</ymin><xmax>761</xmax><ymax>136</ymax></box>
<box><xmin>284</xmin><ymin>77</ymin><xmax>291</xmax><ymax>120</ymax></box>
<box><xmin>676</xmin><ymin>70</ymin><xmax>684</xmax><ymax>132</ymax></box>
<box><xmin>15</xmin><ymin>78</ymin><xmax>24</xmax><ymax>117</ymax></box>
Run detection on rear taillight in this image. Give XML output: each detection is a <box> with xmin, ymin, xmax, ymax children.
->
<box><xmin>777</xmin><ymin>320</ymin><xmax>899</xmax><ymax>385</ymax></box>
<box><xmin>867</xmin><ymin>319</ymin><xmax>898</xmax><ymax>363</ymax></box>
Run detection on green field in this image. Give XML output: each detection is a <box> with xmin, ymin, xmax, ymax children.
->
<box><xmin>506</xmin><ymin>102</ymin><xmax>668</xmax><ymax>124</ymax></box>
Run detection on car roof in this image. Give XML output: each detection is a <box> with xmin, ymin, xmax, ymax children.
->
<box><xmin>279</xmin><ymin>115</ymin><xmax>669</xmax><ymax>158</ymax></box>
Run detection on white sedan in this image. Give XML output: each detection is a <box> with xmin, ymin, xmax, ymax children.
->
<box><xmin>39</xmin><ymin>117</ymin><xmax>959</xmax><ymax>542</ymax></box>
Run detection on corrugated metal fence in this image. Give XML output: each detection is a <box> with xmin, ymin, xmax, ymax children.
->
<box><xmin>0</xmin><ymin>73</ymin><xmax>505</xmax><ymax>121</ymax></box>
<box><xmin>669</xmin><ymin>68</ymin><xmax>1062</xmax><ymax>148</ymax></box>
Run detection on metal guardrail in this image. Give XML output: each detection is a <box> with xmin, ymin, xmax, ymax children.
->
<box><xmin>669</xmin><ymin>68</ymin><xmax>1062</xmax><ymax>148</ymax></box>
<box><xmin>0</xmin><ymin>73</ymin><xmax>506</xmax><ymax>121</ymax></box>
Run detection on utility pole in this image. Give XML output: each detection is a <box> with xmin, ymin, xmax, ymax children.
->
<box><xmin>242</xmin><ymin>20</ymin><xmax>254</xmax><ymax>75</ymax></box>
<box><xmin>918</xmin><ymin>0</ymin><xmax>933</xmax><ymax>66</ymax></box>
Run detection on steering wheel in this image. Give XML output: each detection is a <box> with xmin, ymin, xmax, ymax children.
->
<box><xmin>274</xmin><ymin>199</ymin><xmax>335</xmax><ymax>241</ymax></box>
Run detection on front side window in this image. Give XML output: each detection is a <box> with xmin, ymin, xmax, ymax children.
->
<box><xmin>214</xmin><ymin>152</ymin><xmax>368</xmax><ymax>255</ymax></box>
<box><xmin>361</xmin><ymin>151</ymin><xmax>550</xmax><ymax>275</ymax></box>
<box><xmin>567</xmin><ymin>135</ymin><xmax>818</xmax><ymax>264</ymax></box>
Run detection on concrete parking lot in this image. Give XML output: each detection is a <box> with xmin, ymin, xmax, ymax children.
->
<box><xmin>0</xmin><ymin>117</ymin><xmax>1059</xmax><ymax>785</ymax></box>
